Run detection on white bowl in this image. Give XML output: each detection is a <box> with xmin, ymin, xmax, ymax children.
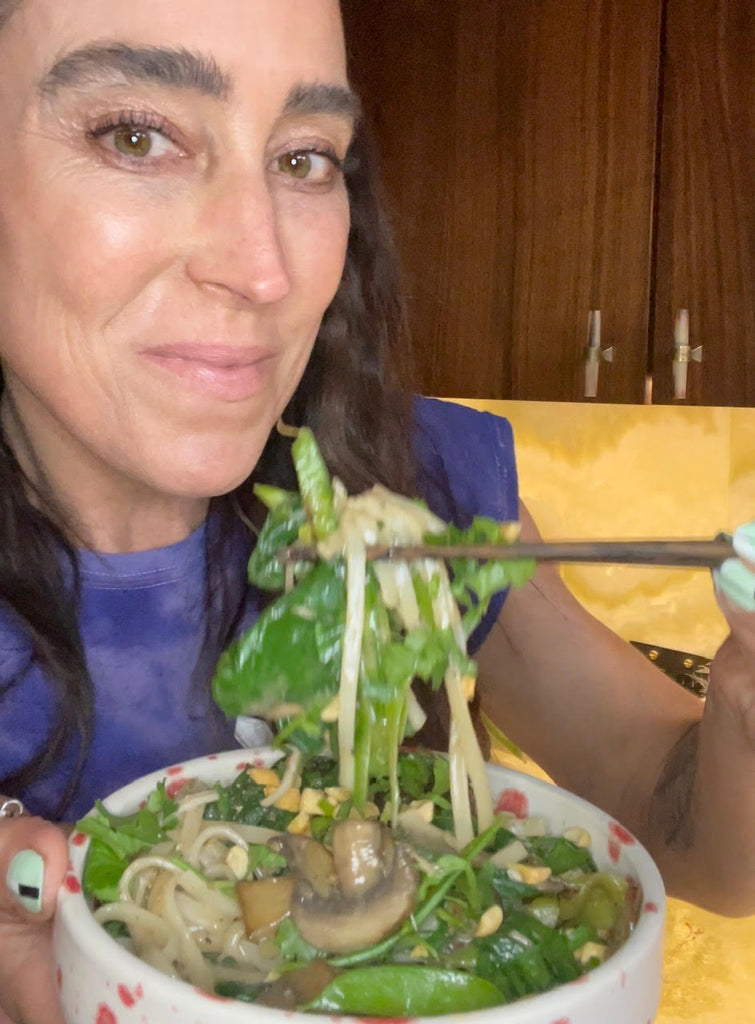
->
<box><xmin>53</xmin><ymin>749</ymin><xmax>665</xmax><ymax>1024</ymax></box>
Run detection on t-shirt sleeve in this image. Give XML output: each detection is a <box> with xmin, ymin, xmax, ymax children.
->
<box><xmin>413</xmin><ymin>396</ymin><xmax>520</xmax><ymax>653</ymax></box>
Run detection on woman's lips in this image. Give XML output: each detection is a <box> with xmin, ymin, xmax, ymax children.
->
<box><xmin>142</xmin><ymin>344</ymin><xmax>275</xmax><ymax>401</ymax></box>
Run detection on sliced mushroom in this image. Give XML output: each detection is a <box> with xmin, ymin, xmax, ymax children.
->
<box><xmin>269</xmin><ymin>834</ymin><xmax>336</xmax><ymax>899</ymax></box>
<box><xmin>256</xmin><ymin>960</ymin><xmax>338</xmax><ymax>1010</ymax></box>
<box><xmin>289</xmin><ymin>821</ymin><xmax>419</xmax><ymax>954</ymax></box>
<box><xmin>236</xmin><ymin>875</ymin><xmax>294</xmax><ymax>937</ymax></box>
<box><xmin>331</xmin><ymin>819</ymin><xmax>393</xmax><ymax>896</ymax></box>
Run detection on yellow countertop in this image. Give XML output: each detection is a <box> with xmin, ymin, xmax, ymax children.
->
<box><xmin>458</xmin><ymin>397</ymin><xmax>755</xmax><ymax>1022</ymax></box>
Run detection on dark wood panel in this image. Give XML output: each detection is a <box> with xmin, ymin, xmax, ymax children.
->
<box><xmin>652</xmin><ymin>0</ymin><xmax>755</xmax><ymax>406</ymax></box>
<box><xmin>342</xmin><ymin>0</ymin><xmax>662</xmax><ymax>402</ymax></box>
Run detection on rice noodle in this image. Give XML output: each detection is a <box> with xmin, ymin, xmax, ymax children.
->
<box><xmin>260</xmin><ymin>748</ymin><xmax>301</xmax><ymax>807</ymax></box>
<box><xmin>96</xmin><ymin>813</ymin><xmax>278</xmax><ymax>994</ymax></box>
<box><xmin>337</xmin><ymin>534</ymin><xmax>366</xmax><ymax>790</ymax></box>
<box><xmin>448</xmin><ymin>720</ymin><xmax>474</xmax><ymax>847</ymax></box>
<box><xmin>445</xmin><ymin>665</ymin><xmax>493</xmax><ymax>831</ymax></box>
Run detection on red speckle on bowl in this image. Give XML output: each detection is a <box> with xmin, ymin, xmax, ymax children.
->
<box><xmin>236</xmin><ymin>761</ymin><xmax>249</xmax><ymax>771</ymax></box>
<box><xmin>117</xmin><ymin>984</ymin><xmax>143</xmax><ymax>1008</ymax></box>
<box><xmin>71</xmin><ymin>832</ymin><xmax>87</xmax><ymax>847</ymax></box>
<box><xmin>166</xmin><ymin>778</ymin><xmax>191</xmax><ymax>800</ymax></box>
<box><xmin>56</xmin><ymin>967</ymin><xmax>62</xmax><ymax>990</ymax></box>
<box><xmin>208</xmin><ymin>754</ymin><xmax>218</xmax><ymax>760</ymax></box>
<box><xmin>621</xmin><ymin>970</ymin><xmax>627</xmax><ymax>988</ymax></box>
<box><xmin>551</xmin><ymin>1018</ymin><xmax>571</xmax><ymax>1024</ymax></box>
<box><xmin>166</xmin><ymin>765</ymin><xmax>184</xmax><ymax>776</ymax></box>
<box><xmin>607</xmin><ymin>838</ymin><xmax>621</xmax><ymax>863</ymax></box>
<box><xmin>64</xmin><ymin>874</ymin><xmax>81</xmax><ymax>894</ymax></box>
<box><xmin>644</xmin><ymin>901</ymin><xmax>659</xmax><ymax>913</ymax></box>
<box><xmin>608</xmin><ymin>822</ymin><xmax>636</xmax><ymax>846</ymax></box>
<box><xmin>95</xmin><ymin>1005</ymin><xmax>117</xmax><ymax>1024</ymax></box>
<box><xmin>495</xmin><ymin>789</ymin><xmax>529</xmax><ymax>818</ymax></box>
<box><xmin>569</xmin><ymin>974</ymin><xmax>589</xmax><ymax>985</ymax></box>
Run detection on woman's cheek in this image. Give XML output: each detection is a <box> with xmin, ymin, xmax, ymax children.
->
<box><xmin>281</xmin><ymin>187</ymin><xmax>350</xmax><ymax>300</ymax></box>
<box><xmin>46</xmin><ymin>200</ymin><xmax>178</xmax><ymax>318</ymax></box>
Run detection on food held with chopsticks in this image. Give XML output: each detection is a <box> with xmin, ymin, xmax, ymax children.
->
<box><xmin>57</xmin><ymin>428</ymin><xmax>665</xmax><ymax>1021</ymax></box>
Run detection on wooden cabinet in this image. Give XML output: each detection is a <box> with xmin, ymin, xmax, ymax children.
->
<box><xmin>341</xmin><ymin>0</ymin><xmax>754</xmax><ymax>406</ymax></box>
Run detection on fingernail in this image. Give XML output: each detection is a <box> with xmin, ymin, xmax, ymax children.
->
<box><xmin>714</xmin><ymin>557</ymin><xmax>755</xmax><ymax>613</ymax></box>
<box><xmin>732</xmin><ymin>522</ymin><xmax>755</xmax><ymax>562</ymax></box>
<box><xmin>6</xmin><ymin>849</ymin><xmax>44</xmax><ymax>913</ymax></box>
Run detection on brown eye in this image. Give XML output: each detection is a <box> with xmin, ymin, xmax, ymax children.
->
<box><xmin>112</xmin><ymin>126</ymin><xmax>153</xmax><ymax>158</ymax></box>
<box><xmin>278</xmin><ymin>151</ymin><xmax>313</xmax><ymax>179</ymax></box>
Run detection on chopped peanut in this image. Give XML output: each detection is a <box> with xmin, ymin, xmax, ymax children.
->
<box><xmin>488</xmin><ymin>839</ymin><xmax>528</xmax><ymax>868</ymax></box>
<box><xmin>507</xmin><ymin>863</ymin><xmax>552</xmax><ymax>885</ymax></box>
<box><xmin>408</xmin><ymin>799</ymin><xmax>435</xmax><ymax>823</ymax></box>
<box><xmin>474</xmin><ymin>905</ymin><xmax>504</xmax><ymax>938</ymax></box>
<box><xmin>274</xmin><ymin>788</ymin><xmax>301</xmax><ymax>813</ymax></box>
<box><xmin>512</xmin><ymin>815</ymin><xmax>547</xmax><ymax>838</ymax></box>
<box><xmin>325</xmin><ymin>786</ymin><xmax>351</xmax><ymax>805</ymax></box>
<box><xmin>362</xmin><ymin>801</ymin><xmax>380</xmax><ymax>820</ymax></box>
<box><xmin>286</xmin><ymin>811</ymin><xmax>311</xmax><ymax>836</ymax></box>
<box><xmin>225</xmin><ymin>844</ymin><xmax>249</xmax><ymax>880</ymax></box>
<box><xmin>320</xmin><ymin>696</ymin><xmax>340</xmax><ymax>723</ymax></box>
<box><xmin>574</xmin><ymin>941</ymin><xmax>607</xmax><ymax>965</ymax></box>
<box><xmin>299</xmin><ymin>787</ymin><xmax>325</xmax><ymax>816</ymax></box>
<box><xmin>562</xmin><ymin>826</ymin><xmax>591</xmax><ymax>849</ymax></box>
<box><xmin>249</xmin><ymin>768</ymin><xmax>282</xmax><ymax>788</ymax></box>
<box><xmin>410</xmin><ymin>944</ymin><xmax>430</xmax><ymax>958</ymax></box>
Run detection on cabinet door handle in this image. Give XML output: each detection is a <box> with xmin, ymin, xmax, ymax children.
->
<box><xmin>584</xmin><ymin>309</ymin><xmax>613</xmax><ymax>398</ymax></box>
<box><xmin>672</xmin><ymin>309</ymin><xmax>703</xmax><ymax>400</ymax></box>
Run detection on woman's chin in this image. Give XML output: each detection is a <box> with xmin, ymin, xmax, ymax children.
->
<box><xmin>151</xmin><ymin>446</ymin><xmax>263</xmax><ymax>502</ymax></box>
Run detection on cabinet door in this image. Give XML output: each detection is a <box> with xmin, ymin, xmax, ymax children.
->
<box><xmin>651</xmin><ymin>0</ymin><xmax>754</xmax><ymax>406</ymax></box>
<box><xmin>342</xmin><ymin>0</ymin><xmax>662</xmax><ymax>402</ymax></box>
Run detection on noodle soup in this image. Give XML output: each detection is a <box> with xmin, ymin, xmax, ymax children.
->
<box><xmin>53</xmin><ymin>748</ymin><xmax>666</xmax><ymax>1024</ymax></box>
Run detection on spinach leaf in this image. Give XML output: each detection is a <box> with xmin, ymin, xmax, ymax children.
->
<box><xmin>203</xmin><ymin>770</ymin><xmax>294</xmax><ymax>831</ymax></box>
<box><xmin>528</xmin><ymin>834</ymin><xmax>597</xmax><ymax>875</ymax></box>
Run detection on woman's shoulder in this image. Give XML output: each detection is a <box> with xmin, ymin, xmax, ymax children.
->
<box><xmin>412</xmin><ymin>397</ymin><xmax>519</xmax><ymax>526</ymax></box>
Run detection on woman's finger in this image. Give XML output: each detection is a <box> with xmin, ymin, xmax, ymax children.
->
<box><xmin>0</xmin><ymin>816</ymin><xmax>68</xmax><ymax>924</ymax></box>
<box><xmin>714</xmin><ymin>523</ymin><xmax>755</xmax><ymax>613</ymax></box>
<box><xmin>0</xmin><ymin>816</ymin><xmax>69</xmax><ymax>1024</ymax></box>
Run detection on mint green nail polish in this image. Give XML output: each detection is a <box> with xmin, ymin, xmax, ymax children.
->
<box><xmin>733</xmin><ymin>522</ymin><xmax>755</xmax><ymax>562</ymax></box>
<box><xmin>715</xmin><ymin>557</ymin><xmax>755</xmax><ymax>612</ymax></box>
<box><xmin>6</xmin><ymin>849</ymin><xmax>44</xmax><ymax>913</ymax></box>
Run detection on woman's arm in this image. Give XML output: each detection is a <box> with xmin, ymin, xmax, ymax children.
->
<box><xmin>0</xmin><ymin>816</ymin><xmax>68</xmax><ymax>1024</ymax></box>
<box><xmin>476</xmin><ymin>502</ymin><xmax>755</xmax><ymax>916</ymax></box>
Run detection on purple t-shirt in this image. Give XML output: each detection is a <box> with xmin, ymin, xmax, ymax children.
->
<box><xmin>0</xmin><ymin>398</ymin><xmax>518</xmax><ymax>820</ymax></box>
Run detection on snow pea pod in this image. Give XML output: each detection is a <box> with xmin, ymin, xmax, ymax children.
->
<box><xmin>305</xmin><ymin>966</ymin><xmax>503</xmax><ymax>1016</ymax></box>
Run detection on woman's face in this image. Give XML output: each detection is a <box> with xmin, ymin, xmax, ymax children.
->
<box><xmin>0</xmin><ymin>0</ymin><xmax>353</xmax><ymax>549</ymax></box>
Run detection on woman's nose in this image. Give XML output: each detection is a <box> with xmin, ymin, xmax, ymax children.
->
<box><xmin>186</xmin><ymin>175</ymin><xmax>291</xmax><ymax>305</ymax></box>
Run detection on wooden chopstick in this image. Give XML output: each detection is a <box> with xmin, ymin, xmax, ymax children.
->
<box><xmin>280</xmin><ymin>537</ymin><xmax>734</xmax><ymax>569</ymax></box>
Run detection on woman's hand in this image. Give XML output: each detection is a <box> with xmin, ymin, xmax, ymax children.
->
<box><xmin>713</xmin><ymin>522</ymin><xmax>755</xmax><ymax>652</ymax></box>
<box><xmin>710</xmin><ymin>522</ymin><xmax>755</xmax><ymax>737</ymax></box>
<box><xmin>0</xmin><ymin>813</ymin><xmax>68</xmax><ymax>1024</ymax></box>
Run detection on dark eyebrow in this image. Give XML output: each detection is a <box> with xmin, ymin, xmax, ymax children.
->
<box><xmin>283</xmin><ymin>82</ymin><xmax>361</xmax><ymax>124</ymax></box>
<box><xmin>39</xmin><ymin>43</ymin><xmax>230</xmax><ymax>99</ymax></box>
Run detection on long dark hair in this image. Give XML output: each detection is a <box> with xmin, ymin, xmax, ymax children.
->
<box><xmin>0</xmin><ymin>121</ymin><xmax>418</xmax><ymax>815</ymax></box>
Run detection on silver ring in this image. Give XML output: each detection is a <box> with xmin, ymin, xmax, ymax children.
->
<box><xmin>0</xmin><ymin>796</ymin><xmax>26</xmax><ymax>819</ymax></box>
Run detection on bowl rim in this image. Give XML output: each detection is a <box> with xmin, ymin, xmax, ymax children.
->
<box><xmin>55</xmin><ymin>748</ymin><xmax>666</xmax><ymax>1024</ymax></box>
